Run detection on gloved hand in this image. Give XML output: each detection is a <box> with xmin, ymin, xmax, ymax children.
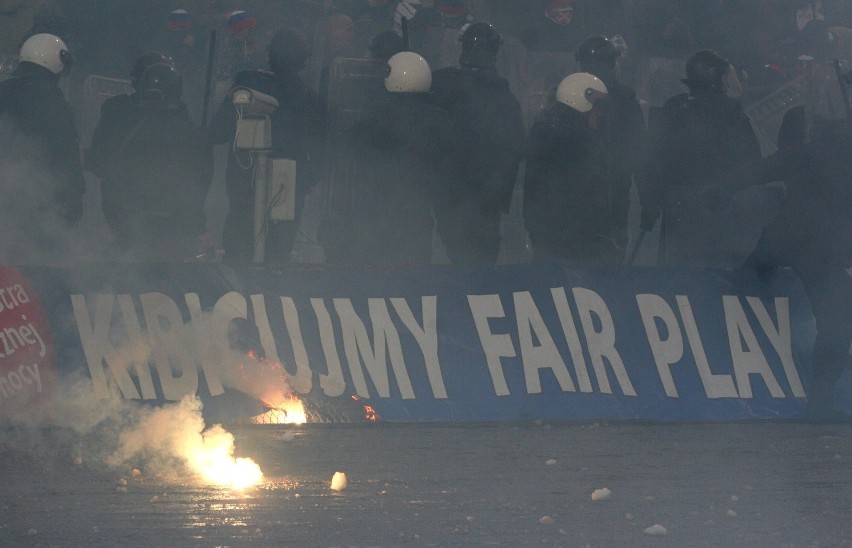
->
<box><xmin>639</xmin><ymin>206</ymin><xmax>660</xmax><ymax>231</ymax></box>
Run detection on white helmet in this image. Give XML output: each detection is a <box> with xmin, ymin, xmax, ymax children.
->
<box><xmin>385</xmin><ymin>51</ymin><xmax>431</xmax><ymax>93</ymax></box>
<box><xmin>556</xmin><ymin>72</ymin><xmax>608</xmax><ymax>112</ymax></box>
<box><xmin>19</xmin><ymin>33</ymin><xmax>71</xmax><ymax>75</ymax></box>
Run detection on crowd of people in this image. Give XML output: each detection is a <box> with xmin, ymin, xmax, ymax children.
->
<box><xmin>0</xmin><ymin>0</ymin><xmax>851</xmax><ymax>416</ymax></box>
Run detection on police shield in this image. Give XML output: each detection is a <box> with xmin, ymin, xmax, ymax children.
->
<box><xmin>744</xmin><ymin>74</ymin><xmax>809</xmax><ymax>156</ymax></box>
<box><xmin>661</xmin><ymin>182</ymin><xmax>783</xmax><ymax>268</ymax></box>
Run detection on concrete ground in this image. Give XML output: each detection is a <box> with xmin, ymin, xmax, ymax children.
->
<box><xmin>1</xmin><ymin>422</ymin><xmax>850</xmax><ymax>547</ymax></box>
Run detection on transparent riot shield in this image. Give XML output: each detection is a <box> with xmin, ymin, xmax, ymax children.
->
<box><xmin>318</xmin><ymin>57</ymin><xmax>387</xmax><ymax>263</ymax></box>
<box><xmin>744</xmin><ymin>74</ymin><xmax>809</xmax><ymax>156</ymax></box>
<box><xmin>661</xmin><ymin>182</ymin><xmax>783</xmax><ymax>268</ymax></box>
<box><xmin>80</xmin><ymin>75</ymin><xmax>132</xmax><ymax>146</ymax></box>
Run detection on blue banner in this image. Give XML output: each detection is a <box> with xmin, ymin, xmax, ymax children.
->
<box><xmin>3</xmin><ymin>261</ymin><xmax>847</xmax><ymax>423</ymax></box>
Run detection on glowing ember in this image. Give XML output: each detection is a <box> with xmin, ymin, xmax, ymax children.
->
<box><xmin>351</xmin><ymin>395</ymin><xmax>379</xmax><ymax>423</ymax></box>
<box><xmin>186</xmin><ymin>424</ymin><xmax>264</xmax><ymax>490</ymax></box>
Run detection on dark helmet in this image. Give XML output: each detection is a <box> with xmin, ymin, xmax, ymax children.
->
<box><xmin>682</xmin><ymin>49</ymin><xmax>730</xmax><ymax>94</ymax></box>
<box><xmin>269</xmin><ymin>29</ymin><xmax>310</xmax><ymax>73</ymax></box>
<box><xmin>459</xmin><ymin>21</ymin><xmax>503</xmax><ymax>53</ymax></box>
<box><xmin>368</xmin><ymin>30</ymin><xmax>406</xmax><ymax>61</ymax></box>
<box><xmin>130</xmin><ymin>51</ymin><xmax>175</xmax><ymax>90</ymax></box>
<box><xmin>576</xmin><ymin>35</ymin><xmax>619</xmax><ymax>69</ymax></box>
<box><xmin>459</xmin><ymin>21</ymin><xmax>503</xmax><ymax>68</ymax></box>
<box><xmin>140</xmin><ymin>62</ymin><xmax>182</xmax><ymax>104</ymax></box>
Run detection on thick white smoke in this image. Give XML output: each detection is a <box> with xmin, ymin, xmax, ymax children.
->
<box><xmin>0</xmin><ymin>371</ymin><xmax>263</xmax><ymax>489</ymax></box>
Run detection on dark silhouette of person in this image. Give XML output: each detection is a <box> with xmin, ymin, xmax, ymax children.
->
<box><xmin>644</xmin><ymin>49</ymin><xmax>762</xmax><ymax>267</ymax></box>
<box><xmin>88</xmin><ymin>63</ymin><xmax>213</xmax><ymax>261</ymax></box>
<box><xmin>428</xmin><ymin>21</ymin><xmax>525</xmax><ymax>266</ymax></box>
<box><xmin>0</xmin><ymin>33</ymin><xmax>84</xmax><ymax>264</ymax></box>
<box><xmin>575</xmin><ymin>35</ymin><xmax>648</xmax><ymax>259</ymax></box>
<box><xmin>524</xmin><ymin>71</ymin><xmax>616</xmax><ymax>263</ymax></box>
<box><xmin>326</xmin><ymin>51</ymin><xmax>459</xmax><ymax>266</ymax></box>
<box><xmin>716</xmin><ymin>62</ymin><xmax>852</xmax><ymax>419</ymax></box>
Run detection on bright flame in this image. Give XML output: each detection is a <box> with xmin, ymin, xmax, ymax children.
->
<box><xmin>110</xmin><ymin>397</ymin><xmax>263</xmax><ymax>490</ymax></box>
<box><xmin>186</xmin><ymin>424</ymin><xmax>264</xmax><ymax>490</ymax></box>
<box><xmin>249</xmin><ymin>395</ymin><xmax>308</xmax><ymax>425</ymax></box>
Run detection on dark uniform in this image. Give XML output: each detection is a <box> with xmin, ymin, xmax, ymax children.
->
<box><xmin>644</xmin><ymin>50</ymin><xmax>761</xmax><ymax>266</ymax></box>
<box><xmin>576</xmin><ymin>35</ymin><xmax>648</xmax><ymax>257</ymax></box>
<box><xmin>734</xmin><ymin>112</ymin><xmax>852</xmax><ymax>418</ymax></box>
<box><xmin>428</xmin><ymin>22</ymin><xmax>525</xmax><ymax>266</ymax></box>
<box><xmin>0</xmin><ymin>60</ymin><xmax>84</xmax><ymax>264</ymax></box>
<box><xmin>329</xmin><ymin>91</ymin><xmax>457</xmax><ymax>266</ymax></box>
<box><xmin>87</xmin><ymin>52</ymin><xmax>189</xmax><ymax>239</ymax></box>
<box><xmin>523</xmin><ymin>77</ymin><xmax>615</xmax><ymax>264</ymax></box>
<box><xmin>88</xmin><ymin>64</ymin><xmax>213</xmax><ymax>261</ymax></box>
<box><xmin>209</xmin><ymin>30</ymin><xmax>325</xmax><ymax>265</ymax></box>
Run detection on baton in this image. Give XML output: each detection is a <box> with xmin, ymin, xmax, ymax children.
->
<box><xmin>201</xmin><ymin>29</ymin><xmax>217</xmax><ymax>128</ymax></box>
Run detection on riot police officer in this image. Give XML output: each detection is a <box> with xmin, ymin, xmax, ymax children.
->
<box><xmin>428</xmin><ymin>21</ymin><xmax>525</xmax><ymax>267</ymax></box>
<box><xmin>575</xmin><ymin>35</ymin><xmax>648</xmax><ymax>260</ymax></box>
<box><xmin>524</xmin><ymin>72</ymin><xmax>615</xmax><ymax>263</ymax></box>
<box><xmin>713</xmin><ymin>62</ymin><xmax>852</xmax><ymax>419</ymax></box>
<box><xmin>90</xmin><ymin>63</ymin><xmax>213</xmax><ymax>261</ymax></box>
<box><xmin>0</xmin><ymin>33</ymin><xmax>84</xmax><ymax>264</ymax></box>
<box><xmin>326</xmin><ymin>51</ymin><xmax>458</xmax><ymax>266</ymax></box>
<box><xmin>644</xmin><ymin>49</ymin><xmax>762</xmax><ymax>267</ymax></box>
<box><xmin>87</xmin><ymin>51</ymin><xmax>184</xmax><ymax>234</ymax></box>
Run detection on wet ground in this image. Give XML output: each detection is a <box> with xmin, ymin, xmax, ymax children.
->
<box><xmin>1</xmin><ymin>422</ymin><xmax>851</xmax><ymax>547</ymax></box>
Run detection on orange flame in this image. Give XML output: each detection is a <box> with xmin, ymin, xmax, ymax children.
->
<box><xmin>351</xmin><ymin>395</ymin><xmax>379</xmax><ymax>423</ymax></box>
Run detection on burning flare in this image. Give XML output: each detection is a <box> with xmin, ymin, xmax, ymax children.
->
<box><xmin>186</xmin><ymin>424</ymin><xmax>263</xmax><ymax>490</ymax></box>
<box><xmin>110</xmin><ymin>396</ymin><xmax>263</xmax><ymax>490</ymax></box>
<box><xmin>250</xmin><ymin>394</ymin><xmax>308</xmax><ymax>425</ymax></box>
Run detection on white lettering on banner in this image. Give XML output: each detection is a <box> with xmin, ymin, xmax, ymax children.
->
<box><xmin>0</xmin><ymin>363</ymin><xmax>41</xmax><ymax>400</ymax></box>
<box><xmin>280</xmin><ymin>296</ymin><xmax>313</xmax><ymax>394</ymax></box>
<box><xmin>390</xmin><ymin>297</ymin><xmax>446</xmax><ymax>399</ymax></box>
<box><xmin>723</xmin><ymin>296</ymin><xmax>785</xmax><ymax>398</ymax></box>
<box><xmin>551</xmin><ymin>287</ymin><xmax>593</xmax><ymax>392</ymax></box>
<box><xmin>311</xmin><ymin>298</ymin><xmax>346</xmax><ymax>397</ymax></box>
<box><xmin>676</xmin><ymin>295</ymin><xmax>739</xmax><ymax>399</ymax></box>
<box><xmin>252</xmin><ymin>294</ymin><xmax>299</xmax><ymax>391</ymax></box>
<box><xmin>0</xmin><ymin>315</ymin><xmax>47</xmax><ymax>359</ymax></box>
<box><xmin>73</xmin><ymin>294</ymin><xmax>143</xmax><ymax>400</ymax></box>
<box><xmin>573</xmin><ymin>288</ymin><xmax>636</xmax><ymax>396</ymax></box>
<box><xmin>746</xmin><ymin>297</ymin><xmax>804</xmax><ymax>397</ymax></box>
<box><xmin>468</xmin><ymin>289</ymin><xmax>635</xmax><ymax>397</ymax></box>
<box><xmin>334</xmin><ymin>298</ymin><xmax>415</xmax><ymax>399</ymax></box>
<box><xmin>468</xmin><ymin>294</ymin><xmax>515</xmax><ymax>396</ymax></box>
<box><xmin>118</xmin><ymin>294</ymin><xmax>157</xmax><ymax>399</ymax></box>
<box><xmin>141</xmin><ymin>293</ymin><xmax>199</xmax><ymax>400</ymax></box>
<box><xmin>514</xmin><ymin>291</ymin><xmax>576</xmax><ymax>394</ymax></box>
<box><xmin>184</xmin><ymin>293</ymin><xmax>225</xmax><ymax>396</ymax></box>
<box><xmin>0</xmin><ymin>283</ymin><xmax>31</xmax><ymax>313</ymax></box>
<box><xmin>637</xmin><ymin>293</ymin><xmax>686</xmax><ymax>397</ymax></box>
<box><xmin>636</xmin><ymin>293</ymin><xmax>802</xmax><ymax>399</ymax></box>
<box><xmin>68</xmin><ymin>286</ymin><xmax>805</xmax><ymax>405</ymax></box>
